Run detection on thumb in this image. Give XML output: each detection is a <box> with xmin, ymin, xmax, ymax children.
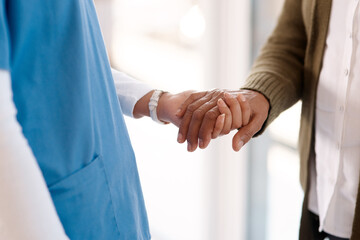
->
<box><xmin>232</xmin><ymin>115</ymin><xmax>264</xmax><ymax>151</ymax></box>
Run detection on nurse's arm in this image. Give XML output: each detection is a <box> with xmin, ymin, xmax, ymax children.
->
<box><xmin>112</xmin><ymin>68</ymin><xmax>226</xmax><ymax>139</ymax></box>
<box><xmin>133</xmin><ymin>90</ymin><xmax>194</xmax><ymax>127</ymax></box>
<box><xmin>0</xmin><ymin>70</ymin><xmax>69</xmax><ymax>240</ymax></box>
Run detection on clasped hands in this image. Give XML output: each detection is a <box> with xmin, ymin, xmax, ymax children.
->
<box><xmin>157</xmin><ymin>89</ymin><xmax>270</xmax><ymax>152</ymax></box>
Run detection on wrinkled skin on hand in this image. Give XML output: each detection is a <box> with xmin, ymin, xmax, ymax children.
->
<box><xmin>176</xmin><ymin>89</ymin><xmax>269</xmax><ymax>152</ymax></box>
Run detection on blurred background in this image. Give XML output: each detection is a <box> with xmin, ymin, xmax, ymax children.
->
<box><xmin>94</xmin><ymin>0</ymin><xmax>303</xmax><ymax>239</ymax></box>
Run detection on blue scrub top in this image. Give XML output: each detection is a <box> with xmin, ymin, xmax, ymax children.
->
<box><xmin>0</xmin><ymin>1</ymin><xmax>150</xmax><ymax>239</ymax></box>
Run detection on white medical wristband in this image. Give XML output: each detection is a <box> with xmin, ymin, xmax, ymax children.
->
<box><xmin>148</xmin><ymin>90</ymin><xmax>169</xmax><ymax>124</ymax></box>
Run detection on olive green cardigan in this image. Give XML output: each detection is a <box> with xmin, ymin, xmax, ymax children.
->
<box><xmin>243</xmin><ymin>0</ymin><xmax>360</xmax><ymax>238</ymax></box>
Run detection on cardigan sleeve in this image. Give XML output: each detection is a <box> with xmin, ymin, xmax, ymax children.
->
<box><xmin>243</xmin><ymin>0</ymin><xmax>307</xmax><ymax>135</ymax></box>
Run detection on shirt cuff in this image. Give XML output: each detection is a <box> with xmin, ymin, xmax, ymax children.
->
<box><xmin>111</xmin><ymin>68</ymin><xmax>153</xmax><ymax>117</ymax></box>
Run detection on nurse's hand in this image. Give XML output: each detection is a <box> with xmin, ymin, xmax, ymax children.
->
<box><xmin>134</xmin><ymin>89</ymin><xmax>227</xmax><ymax>144</ymax></box>
<box><xmin>133</xmin><ymin>90</ymin><xmax>194</xmax><ymax>125</ymax></box>
<box><xmin>156</xmin><ymin>90</ymin><xmax>202</xmax><ymax>127</ymax></box>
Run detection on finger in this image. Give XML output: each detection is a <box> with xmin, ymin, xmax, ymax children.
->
<box><xmin>237</xmin><ymin>93</ymin><xmax>251</xmax><ymax>126</ymax></box>
<box><xmin>186</xmin><ymin>91</ymin><xmax>223</xmax><ymax>151</ymax></box>
<box><xmin>197</xmin><ymin>106</ymin><xmax>221</xmax><ymax>149</ymax></box>
<box><xmin>175</xmin><ymin>92</ymin><xmax>207</xmax><ymax>118</ymax></box>
<box><xmin>217</xmin><ymin>98</ymin><xmax>232</xmax><ymax>135</ymax></box>
<box><xmin>198</xmin><ymin>112</ymin><xmax>224</xmax><ymax>149</ymax></box>
<box><xmin>211</xmin><ymin>113</ymin><xmax>225</xmax><ymax>140</ymax></box>
<box><xmin>232</xmin><ymin>115</ymin><xmax>264</xmax><ymax>151</ymax></box>
<box><xmin>177</xmin><ymin>93</ymin><xmax>213</xmax><ymax>144</ymax></box>
<box><xmin>224</xmin><ymin>92</ymin><xmax>242</xmax><ymax>130</ymax></box>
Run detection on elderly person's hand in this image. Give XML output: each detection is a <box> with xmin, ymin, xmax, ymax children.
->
<box><xmin>176</xmin><ymin>89</ymin><xmax>270</xmax><ymax>152</ymax></box>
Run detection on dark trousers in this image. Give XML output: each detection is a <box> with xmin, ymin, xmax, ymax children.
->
<box><xmin>300</xmin><ymin>209</ymin><xmax>349</xmax><ymax>240</ymax></box>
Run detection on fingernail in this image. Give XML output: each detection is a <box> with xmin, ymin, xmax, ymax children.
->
<box><xmin>236</xmin><ymin>141</ymin><xmax>244</xmax><ymax>151</ymax></box>
<box><xmin>187</xmin><ymin>142</ymin><xmax>192</xmax><ymax>152</ymax></box>
<box><xmin>175</xmin><ymin>109</ymin><xmax>181</xmax><ymax>116</ymax></box>
<box><xmin>218</xmin><ymin>98</ymin><xmax>226</xmax><ymax>107</ymax></box>
<box><xmin>177</xmin><ymin>133</ymin><xmax>183</xmax><ymax>143</ymax></box>
<box><xmin>224</xmin><ymin>92</ymin><xmax>232</xmax><ymax>99</ymax></box>
<box><xmin>199</xmin><ymin>139</ymin><xmax>204</xmax><ymax>149</ymax></box>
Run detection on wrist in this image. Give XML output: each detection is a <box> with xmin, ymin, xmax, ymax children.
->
<box><xmin>148</xmin><ymin>90</ymin><xmax>169</xmax><ymax>124</ymax></box>
<box><xmin>254</xmin><ymin>91</ymin><xmax>270</xmax><ymax>115</ymax></box>
<box><xmin>157</xmin><ymin>92</ymin><xmax>171</xmax><ymax>123</ymax></box>
<box><xmin>241</xmin><ymin>89</ymin><xmax>270</xmax><ymax>114</ymax></box>
<box><xmin>133</xmin><ymin>90</ymin><xmax>154</xmax><ymax>118</ymax></box>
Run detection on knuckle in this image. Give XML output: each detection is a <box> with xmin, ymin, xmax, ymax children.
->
<box><xmin>187</xmin><ymin>104</ymin><xmax>198</xmax><ymax>113</ymax></box>
<box><xmin>201</xmin><ymin>91</ymin><xmax>211</xmax><ymax>98</ymax></box>
<box><xmin>204</xmin><ymin>110</ymin><xmax>218</xmax><ymax>120</ymax></box>
<box><xmin>207</xmin><ymin>99</ymin><xmax>218</xmax><ymax>108</ymax></box>
<box><xmin>209</xmin><ymin>89</ymin><xmax>217</xmax><ymax>95</ymax></box>
<box><xmin>216</xmin><ymin>89</ymin><xmax>224</xmax><ymax>95</ymax></box>
<box><xmin>189</xmin><ymin>93</ymin><xmax>198</xmax><ymax>100</ymax></box>
<box><xmin>243</xmin><ymin>131</ymin><xmax>253</xmax><ymax>141</ymax></box>
<box><xmin>201</xmin><ymin>101</ymin><xmax>211</xmax><ymax>109</ymax></box>
<box><xmin>210</xmin><ymin>89</ymin><xmax>223</xmax><ymax>98</ymax></box>
<box><xmin>214</xmin><ymin>91</ymin><xmax>225</xmax><ymax>100</ymax></box>
<box><xmin>193</xmin><ymin>110</ymin><xmax>204</xmax><ymax>121</ymax></box>
<box><xmin>223</xmin><ymin>129</ymin><xmax>231</xmax><ymax>135</ymax></box>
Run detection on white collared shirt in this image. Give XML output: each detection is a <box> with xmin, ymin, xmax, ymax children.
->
<box><xmin>309</xmin><ymin>0</ymin><xmax>360</xmax><ymax>238</ymax></box>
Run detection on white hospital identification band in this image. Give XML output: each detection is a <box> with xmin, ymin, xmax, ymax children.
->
<box><xmin>149</xmin><ymin>90</ymin><xmax>169</xmax><ymax>124</ymax></box>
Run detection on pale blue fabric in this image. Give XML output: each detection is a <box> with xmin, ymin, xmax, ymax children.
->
<box><xmin>0</xmin><ymin>0</ymin><xmax>150</xmax><ymax>239</ymax></box>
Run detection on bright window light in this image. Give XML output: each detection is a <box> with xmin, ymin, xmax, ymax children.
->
<box><xmin>179</xmin><ymin>5</ymin><xmax>206</xmax><ymax>40</ymax></box>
